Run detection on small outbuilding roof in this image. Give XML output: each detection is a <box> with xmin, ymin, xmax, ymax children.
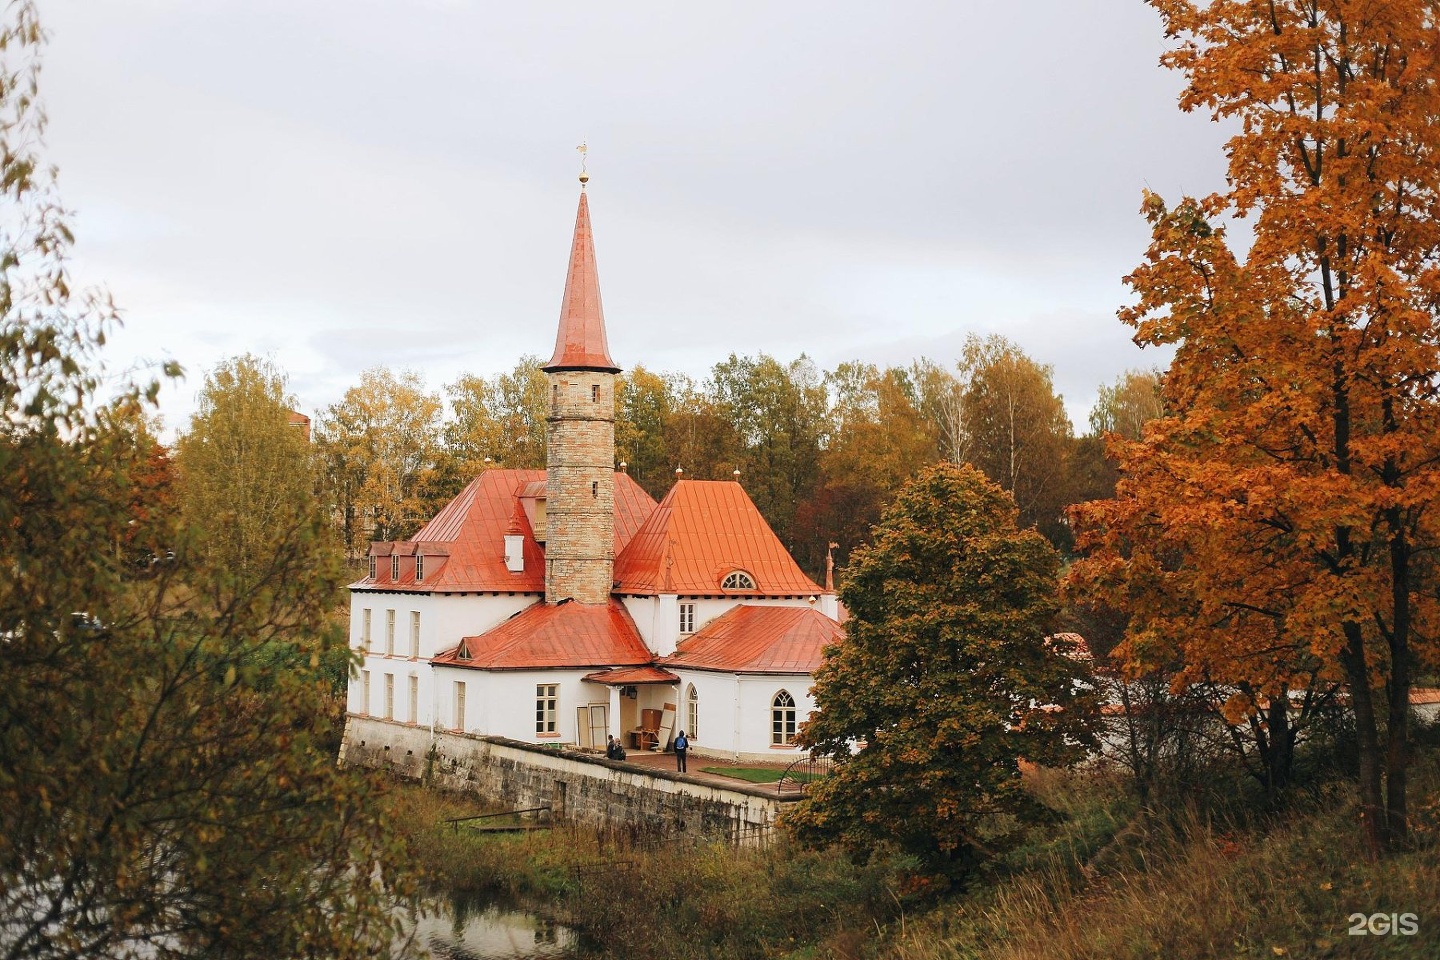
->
<box><xmin>583</xmin><ymin>666</ymin><xmax>681</xmax><ymax>685</ymax></box>
<box><xmin>659</xmin><ymin>604</ymin><xmax>841</xmax><ymax>675</ymax></box>
<box><xmin>433</xmin><ymin>599</ymin><xmax>653</xmax><ymax>671</ymax></box>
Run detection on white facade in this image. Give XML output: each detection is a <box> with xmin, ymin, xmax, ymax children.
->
<box><xmin>672</xmin><ymin>669</ymin><xmax>817</xmax><ymax>762</ymax></box>
<box><xmin>348</xmin><ymin>589</ymin><xmax>539</xmax><ymax>727</ymax></box>
<box><xmin>346</xmin><ymin>586</ymin><xmax>829</xmax><ymax>758</ymax></box>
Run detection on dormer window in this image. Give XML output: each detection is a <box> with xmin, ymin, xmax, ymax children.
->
<box><xmin>721</xmin><ymin>570</ymin><xmax>756</xmax><ymax>591</ymax></box>
<box><xmin>415</xmin><ymin>554</ymin><xmax>424</xmax><ymax>582</ymax></box>
<box><xmin>368</xmin><ymin>555</ymin><xmax>377</xmax><ymax>579</ymax></box>
<box><xmin>390</xmin><ymin>555</ymin><xmax>399</xmax><ymax>580</ymax></box>
<box><xmin>456</xmin><ymin>640</ymin><xmax>472</xmax><ymax>662</ymax></box>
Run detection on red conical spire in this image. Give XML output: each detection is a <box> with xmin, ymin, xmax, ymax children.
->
<box><xmin>544</xmin><ymin>189</ymin><xmax>620</xmax><ymax>373</ymax></box>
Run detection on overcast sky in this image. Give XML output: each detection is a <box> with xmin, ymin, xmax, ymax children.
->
<box><xmin>42</xmin><ymin>1</ymin><xmax>1231</xmax><ymax>434</ymax></box>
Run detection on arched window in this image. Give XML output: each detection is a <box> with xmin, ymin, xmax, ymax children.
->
<box><xmin>771</xmin><ymin>690</ymin><xmax>797</xmax><ymax>746</ymax></box>
<box><xmin>721</xmin><ymin>570</ymin><xmax>756</xmax><ymax>591</ymax></box>
<box><xmin>686</xmin><ymin>683</ymin><xmax>699</xmax><ymax>741</ymax></box>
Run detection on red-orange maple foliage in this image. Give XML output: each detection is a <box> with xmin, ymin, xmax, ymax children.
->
<box><xmin>1068</xmin><ymin>0</ymin><xmax>1440</xmax><ymax>857</ymax></box>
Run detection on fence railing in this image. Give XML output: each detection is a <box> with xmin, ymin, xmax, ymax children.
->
<box><xmin>776</xmin><ymin>753</ymin><xmax>833</xmax><ymax>795</ymax></box>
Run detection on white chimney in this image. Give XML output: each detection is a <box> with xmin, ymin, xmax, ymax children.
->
<box><xmin>504</xmin><ymin>533</ymin><xmax>524</xmax><ymax>573</ymax></box>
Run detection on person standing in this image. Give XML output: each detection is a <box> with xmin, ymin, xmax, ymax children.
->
<box><xmin>673</xmin><ymin>730</ymin><xmax>689</xmax><ymax>772</ymax></box>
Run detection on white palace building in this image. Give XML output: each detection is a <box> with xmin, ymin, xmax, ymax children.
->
<box><xmin>344</xmin><ymin>179</ymin><xmax>842</xmax><ymax>763</ymax></box>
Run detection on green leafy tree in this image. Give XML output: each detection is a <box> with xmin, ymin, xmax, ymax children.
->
<box><xmin>443</xmin><ymin>356</ymin><xmax>547</xmax><ymax>473</ymax></box>
<box><xmin>1088</xmin><ymin>369</ymin><xmax>1164</xmax><ymax>441</ymax></box>
<box><xmin>794</xmin><ymin>362</ymin><xmax>940</xmax><ymax>573</ymax></box>
<box><xmin>952</xmin><ymin>336</ymin><xmax>1075</xmax><ymax>549</ymax></box>
<box><xmin>317</xmin><ymin>366</ymin><xmax>445</xmax><ymax>553</ymax></box>
<box><xmin>708</xmin><ymin>353</ymin><xmax>826</xmax><ymax>554</ymax></box>
<box><xmin>615</xmin><ymin>365</ymin><xmax>684</xmax><ymax>497</ymax></box>
<box><xmin>175</xmin><ymin>354</ymin><xmax>315</xmax><ymax>583</ymax></box>
<box><xmin>788</xmin><ymin>463</ymin><xmax>1096</xmax><ymax>879</ymax></box>
<box><xmin>0</xmin><ymin>9</ymin><xmax>412</xmax><ymax>955</ymax></box>
<box><xmin>1068</xmin><ymin>369</ymin><xmax>1166</xmax><ymax>505</ymax></box>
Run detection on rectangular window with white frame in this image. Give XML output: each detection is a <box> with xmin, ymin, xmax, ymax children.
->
<box><xmin>362</xmin><ymin>608</ymin><xmax>373</xmax><ymax>651</ymax></box>
<box><xmin>408</xmin><ymin>674</ymin><xmax>418</xmax><ymax>724</ymax></box>
<box><xmin>415</xmin><ymin>554</ymin><xmax>424</xmax><ymax>581</ymax></box>
<box><xmin>454</xmin><ymin>681</ymin><xmax>467</xmax><ymax>731</ymax></box>
<box><xmin>536</xmin><ymin>684</ymin><xmax>558</xmax><ymax>735</ymax></box>
<box><xmin>391</xmin><ymin>554</ymin><xmax>399</xmax><ymax>580</ymax></box>
<box><xmin>409</xmin><ymin>611</ymin><xmax>420</xmax><ymax>659</ymax></box>
<box><xmin>385</xmin><ymin>609</ymin><xmax>395</xmax><ymax>656</ymax></box>
<box><xmin>361</xmin><ymin>669</ymin><xmax>371</xmax><ymax>715</ymax></box>
<box><xmin>679</xmin><ymin>602</ymin><xmax>695</xmax><ymax>634</ymax></box>
<box><xmin>384</xmin><ymin>674</ymin><xmax>394</xmax><ymax>720</ymax></box>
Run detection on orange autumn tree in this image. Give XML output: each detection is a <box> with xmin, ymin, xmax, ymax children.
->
<box><xmin>1068</xmin><ymin>0</ymin><xmax>1440</xmax><ymax>857</ymax></box>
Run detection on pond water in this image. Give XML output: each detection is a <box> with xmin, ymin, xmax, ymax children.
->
<box><xmin>395</xmin><ymin>898</ymin><xmax>582</xmax><ymax>960</ymax></box>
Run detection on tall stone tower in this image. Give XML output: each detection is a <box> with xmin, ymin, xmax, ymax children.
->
<box><xmin>542</xmin><ymin>181</ymin><xmax>620</xmax><ymax>604</ymax></box>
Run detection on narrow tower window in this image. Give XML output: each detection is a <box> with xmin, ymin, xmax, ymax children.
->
<box><xmin>591</xmin><ymin>384</ymin><xmax>600</xmax><ymax>402</ymax></box>
<box><xmin>687</xmin><ymin>683</ymin><xmax>699</xmax><ymax>740</ymax></box>
<box><xmin>592</xmin><ymin>481</ymin><xmax>598</xmax><ymax>498</ymax></box>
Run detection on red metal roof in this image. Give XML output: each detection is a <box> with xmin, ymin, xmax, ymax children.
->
<box><xmin>433</xmin><ymin>599</ymin><xmax>653</xmax><ymax>670</ymax></box>
<box><xmin>659</xmin><ymin>604</ymin><xmax>841</xmax><ymax>675</ymax></box>
<box><xmin>354</xmin><ymin>469</ymin><xmax>657</xmax><ymax>593</ymax></box>
<box><xmin>544</xmin><ymin>190</ymin><xmax>619</xmax><ymax>373</ymax></box>
<box><xmin>583</xmin><ymin>666</ymin><xmax>680</xmax><ymax>685</ymax></box>
<box><xmin>613</xmin><ymin>480</ymin><xmax>823</xmax><ymax>596</ymax></box>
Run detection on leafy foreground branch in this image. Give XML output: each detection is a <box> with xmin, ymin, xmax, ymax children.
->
<box><xmin>0</xmin><ymin>4</ymin><xmax>414</xmax><ymax>956</ymax></box>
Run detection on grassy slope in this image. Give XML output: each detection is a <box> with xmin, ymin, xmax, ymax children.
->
<box><xmin>889</xmin><ymin>755</ymin><xmax>1440</xmax><ymax>960</ymax></box>
<box><xmin>384</xmin><ymin>747</ymin><xmax>1440</xmax><ymax>959</ymax></box>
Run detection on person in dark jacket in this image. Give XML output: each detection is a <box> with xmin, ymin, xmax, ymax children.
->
<box><xmin>673</xmin><ymin>730</ymin><xmax>689</xmax><ymax>772</ymax></box>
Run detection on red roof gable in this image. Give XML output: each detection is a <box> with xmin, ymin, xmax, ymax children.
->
<box><xmin>613</xmin><ymin>480</ymin><xmax>823</xmax><ymax>596</ymax></box>
<box><xmin>544</xmin><ymin>190</ymin><xmax>619</xmax><ymax>373</ymax></box>
<box><xmin>659</xmin><ymin>604</ymin><xmax>840</xmax><ymax>675</ymax></box>
<box><xmin>355</xmin><ymin>469</ymin><xmax>657</xmax><ymax>593</ymax></box>
<box><xmin>434</xmin><ymin>599</ymin><xmax>653</xmax><ymax>670</ymax></box>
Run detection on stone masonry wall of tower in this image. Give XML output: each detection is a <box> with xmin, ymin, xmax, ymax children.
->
<box><xmin>544</xmin><ymin>372</ymin><xmax>616</xmax><ymax>603</ymax></box>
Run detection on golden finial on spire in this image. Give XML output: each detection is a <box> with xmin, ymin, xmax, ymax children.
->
<box><xmin>576</xmin><ymin>140</ymin><xmax>589</xmax><ymax>186</ymax></box>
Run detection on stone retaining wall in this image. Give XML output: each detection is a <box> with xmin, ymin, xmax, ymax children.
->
<box><xmin>341</xmin><ymin>716</ymin><xmax>791</xmax><ymax>844</ymax></box>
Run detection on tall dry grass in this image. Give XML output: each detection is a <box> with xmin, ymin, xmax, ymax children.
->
<box><xmin>883</xmin><ymin>753</ymin><xmax>1440</xmax><ymax>959</ymax></box>
<box><xmin>382</xmin><ymin>741</ymin><xmax>1440</xmax><ymax>959</ymax></box>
